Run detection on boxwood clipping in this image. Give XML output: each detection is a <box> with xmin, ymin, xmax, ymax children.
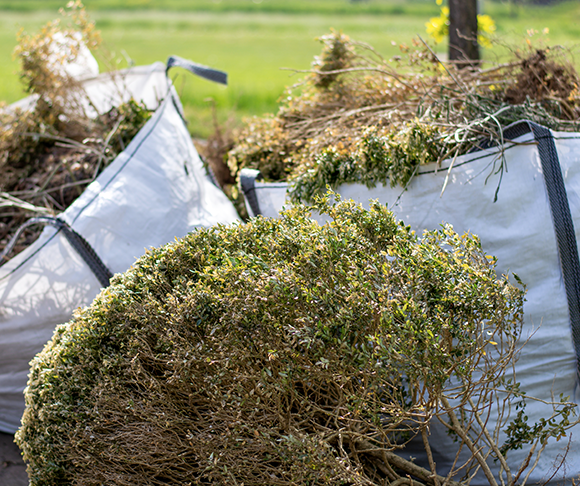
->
<box><xmin>17</xmin><ymin>197</ymin><xmax>526</xmax><ymax>486</ymax></box>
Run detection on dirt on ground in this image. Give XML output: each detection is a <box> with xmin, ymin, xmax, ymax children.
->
<box><xmin>0</xmin><ymin>432</ymin><xmax>27</xmax><ymax>486</ymax></box>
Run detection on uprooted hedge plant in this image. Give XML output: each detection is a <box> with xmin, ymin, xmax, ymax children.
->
<box><xmin>16</xmin><ymin>197</ymin><xmax>577</xmax><ymax>485</ymax></box>
<box><xmin>0</xmin><ymin>1</ymin><xmax>152</xmax><ymax>258</ymax></box>
<box><xmin>227</xmin><ymin>31</ymin><xmax>580</xmax><ymax>204</ymax></box>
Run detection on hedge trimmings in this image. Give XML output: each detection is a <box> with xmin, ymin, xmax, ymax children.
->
<box><xmin>17</xmin><ymin>197</ymin><xmax>571</xmax><ymax>485</ymax></box>
<box><xmin>227</xmin><ymin>31</ymin><xmax>580</xmax><ymax>203</ymax></box>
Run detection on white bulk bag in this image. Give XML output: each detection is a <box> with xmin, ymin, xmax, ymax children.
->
<box><xmin>240</xmin><ymin>122</ymin><xmax>580</xmax><ymax>484</ymax></box>
<box><xmin>0</xmin><ymin>59</ymin><xmax>239</xmax><ymax>433</ymax></box>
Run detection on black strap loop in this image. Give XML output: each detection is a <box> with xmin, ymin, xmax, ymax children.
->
<box><xmin>166</xmin><ymin>56</ymin><xmax>227</xmax><ymax>85</ymax></box>
<box><xmin>504</xmin><ymin>121</ymin><xmax>580</xmax><ymax>377</ymax></box>
<box><xmin>239</xmin><ymin>168</ymin><xmax>263</xmax><ymax>217</ymax></box>
<box><xmin>0</xmin><ymin>216</ymin><xmax>112</xmax><ymax>288</ymax></box>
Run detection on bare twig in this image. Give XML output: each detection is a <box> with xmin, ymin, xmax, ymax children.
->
<box><xmin>439</xmin><ymin>396</ymin><xmax>499</xmax><ymax>486</ymax></box>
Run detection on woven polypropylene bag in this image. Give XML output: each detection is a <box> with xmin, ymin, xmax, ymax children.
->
<box><xmin>0</xmin><ymin>62</ymin><xmax>239</xmax><ymax>433</ymax></box>
<box><xmin>240</xmin><ymin>123</ymin><xmax>580</xmax><ymax>484</ymax></box>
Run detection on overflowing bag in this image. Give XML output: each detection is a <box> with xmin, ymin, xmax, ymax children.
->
<box><xmin>240</xmin><ymin>122</ymin><xmax>580</xmax><ymax>483</ymax></box>
<box><xmin>0</xmin><ymin>58</ymin><xmax>239</xmax><ymax>433</ymax></box>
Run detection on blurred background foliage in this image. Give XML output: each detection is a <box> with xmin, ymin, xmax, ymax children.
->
<box><xmin>1</xmin><ymin>0</ymin><xmax>579</xmax><ymax>138</ymax></box>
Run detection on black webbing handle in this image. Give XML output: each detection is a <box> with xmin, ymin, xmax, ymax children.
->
<box><xmin>166</xmin><ymin>56</ymin><xmax>227</xmax><ymax>85</ymax></box>
<box><xmin>0</xmin><ymin>216</ymin><xmax>112</xmax><ymax>288</ymax></box>
<box><xmin>505</xmin><ymin>121</ymin><xmax>580</xmax><ymax>377</ymax></box>
<box><xmin>239</xmin><ymin>168</ymin><xmax>263</xmax><ymax>217</ymax></box>
<box><xmin>59</xmin><ymin>222</ymin><xmax>113</xmax><ymax>288</ymax></box>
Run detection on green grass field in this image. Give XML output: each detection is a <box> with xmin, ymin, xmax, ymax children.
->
<box><xmin>1</xmin><ymin>0</ymin><xmax>580</xmax><ymax>137</ymax></box>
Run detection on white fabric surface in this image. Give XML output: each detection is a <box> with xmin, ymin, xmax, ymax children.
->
<box><xmin>48</xmin><ymin>32</ymin><xmax>100</xmax><ymax>80</ymax></box>
<box><xmin>7</xmin><ymin>62</ymin><xmax>169</xmax><ymax>116</ymax></box>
